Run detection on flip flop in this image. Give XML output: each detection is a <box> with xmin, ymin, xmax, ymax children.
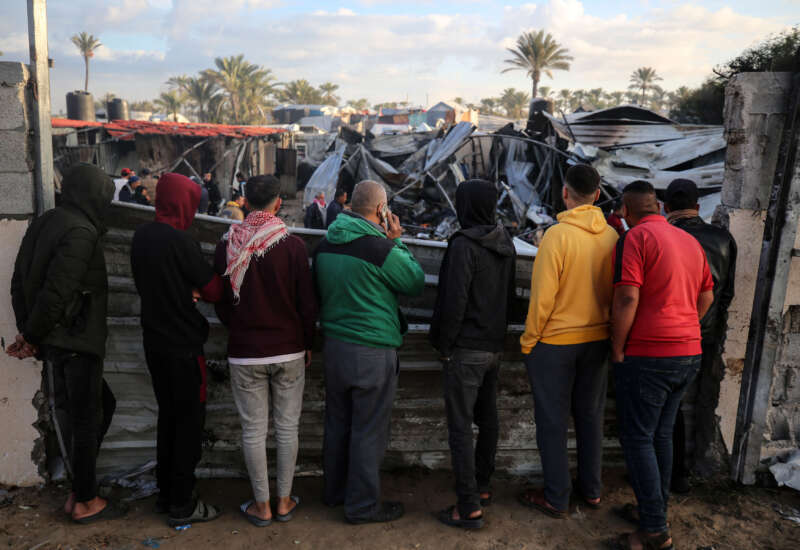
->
<box><xmin>436</xmin><ymin>505</ymin><xmax>484</xmax><ymax>530</ymax></box>
<box><xmin>275</xmin><ymin>496</ymin><xmax>300</xmax><ymax>523</ymax></box>
<box><xmin>517</xmin><ymin>489</ymin><xmax>567</xmax><ymax>519</ymax></box>
<box><xmin>168</xmin><ymin>499</ymin><xmax>221</xmax><ymax>527</ymax></box>
<box><xmin>480</xmin><ymin>492</ymin><xmax>493</xmax><ymax>507</ymax></box>
<box><xmin>239</xmin><ymin>500</ymin><xmax>272</xmax><ymax>527</ymax></box>
<box><xmin>73</xmin><ymin>501</ymin><xmax>128</xmax><ymax>524</ymax></box>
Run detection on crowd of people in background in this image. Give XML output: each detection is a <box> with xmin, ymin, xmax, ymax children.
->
<box><xmin>7</xmin><ymin>161</ymin><xmax>736</xmax><ymax>550</ymax></box>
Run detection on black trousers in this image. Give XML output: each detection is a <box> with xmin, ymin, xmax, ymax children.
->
<box><xmin>443</xmin><ymin>348</ymin><xmax>501</xmax><ymax>518</ymax></box>
<box><xmin>322</xmin><ymin>337</ymin><xmax>398</xmax><ymax>521</ymax></box>
<box><xmin>145</xmin><ymin>350</ymin><xmax>205</xmax><ymax>517</ymax></box>
<box><xmin>44</xmin><ymin>346</ymin><xmax>116</xmax><ymax>503</ymax></box>
<box><xmin>525</xmin><ymin>340</ymin><xmax>609</xmax><ymax>511</ymax></box>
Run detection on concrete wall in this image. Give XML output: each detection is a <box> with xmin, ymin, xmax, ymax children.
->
<box><xmin>715</xmin><ymin>72</ymin><xmax>800</xmax><ymax>463</ymax></box>
<box><xmin>0</xmin><ymin>62</ymin><xmax>44</xmax><ymax>486</ymax></box>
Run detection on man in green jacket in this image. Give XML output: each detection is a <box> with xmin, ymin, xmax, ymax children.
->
<box><xmin>8</xmin><ymin>164</ymin><xmax>120</xmax><ymax>524</ymax></box>
<box><xmin>314</xmin><ymin>180</ymin><xmax>425</xmax><ymax>524</ymax></box>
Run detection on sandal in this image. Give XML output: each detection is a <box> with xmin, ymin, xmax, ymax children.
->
<box><xmin>480</xmin><ymin>492</ymin><xmax>493</xmax><ymax>507</ymax></box>
<box><xmin>239</xmin><ymin>500</ymin><xmax>271</xmax><ymax>527</ymax></box>
<box><xmin>572</xmin><ymin>479</ymin><xmax>601</xmax><ymax>509</ymax></box>
<box><xmin>436</xmin><ymin>505</ymin><xmax>484</xmax><ymax>530</ymax></box>
<box><xmin>73</xmin><ymin>501</ymin><xmax>128</xmax><ymax>524</ymax></box>
<box><xmin>275</xmin><ymin>496</ymin><xmax>300</xmax><ymax>523</ymax></box>
<box><xmin>517</xmin><ymin>489</ymin><xmax>567</xmax><ymax>519</ymax></box>
<box><xmin>607</xmin><ymin>530</ymin><xmax>674</xmax><ymax>550</ymax></box>
<box><xmin>168</xmin><ymin>499</ymin><xmax>221</xmax><ymax>527</ymax></box>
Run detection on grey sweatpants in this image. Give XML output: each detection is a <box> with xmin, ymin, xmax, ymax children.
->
<box><xmin>525</xmin><ymin>340</ymin><xmax>609</xmax><ymax>511</ymax></box>
<box><xmin>322</xmin><ymin>336</ymin><xmax>399</xmax><ymax>521</ymax></box>
<box><xmin>229</xmin><ymin>357</ymin><xmax>306</xmax><ymax>503</ymax></box>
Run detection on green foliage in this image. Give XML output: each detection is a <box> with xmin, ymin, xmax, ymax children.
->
<box><xmin>669</xmin><ymin>78</ymin><xmax>725</xmax><ymax>124</ymax></box>
<box><xmin>154</xmin><ymin>91</ymin><xmax>184</xmax><ymax>122</ymax></box>
<box><xmin>715</xmin><ymin>26</ymin><xmax>799</xmax><ymax>82</ymax></box>
<box><xmin>502</xmin><ymin>29</ymin><xmax>572</xmax><ymax>98</ymax></box>
<box><xmin>499</xmin><ymin>88</ymin><xmax>530</xmax><ymax>119</ymax></box>
<box><xmin>279</xmin><ymin>79</ymin><xmax>324</xmax><ymax>104</ymax></box>
<box><xmin>70</xmin><ymin>31</ymin><xmax>101</xmax><ymax>92</ymax></box>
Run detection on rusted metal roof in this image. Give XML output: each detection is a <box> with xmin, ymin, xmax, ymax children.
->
<box><xmin>51</xmin><ymin>118</ymin><xmax>287</xmax><ymax>140</ymax></box>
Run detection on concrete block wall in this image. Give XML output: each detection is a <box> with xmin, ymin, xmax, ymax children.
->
<box><xmin>0</xmin><ymin>62</ymin><xmax>35</xmax><ymax>216</ymax></box>
<box><xmin>715</xmin><ymin>72</ymin><xmax>800</xmax><ymax>464</ymax></box>
<box><xmin>0</xmin><ymin>61</ymin><xmax>44</xmax><ymax>486</ymax></box>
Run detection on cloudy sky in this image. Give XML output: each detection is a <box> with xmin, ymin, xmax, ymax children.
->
<box><xmin>1</xmin><ymin>0</ymin><xmax>796</xmax><ymax>113</ymax></box>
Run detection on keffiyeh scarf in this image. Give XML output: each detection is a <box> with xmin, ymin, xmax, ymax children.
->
<box><xmin>224</xmin><ymin>210</ymin><xmax>288</xmax><ymax>301</ymax></box>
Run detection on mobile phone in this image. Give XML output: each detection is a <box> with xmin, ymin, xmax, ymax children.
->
<box><xmin>380</xmin><ymin>204</ymin><xmax>391</xmax><ymax>222</ymax></box>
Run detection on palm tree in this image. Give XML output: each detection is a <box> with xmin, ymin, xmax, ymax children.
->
<box><xmin>347</xmin><ymin>98</ymin><xmax>369</xmax><ymax>111</ymax></box>
<box><xmin>240</xmin><ymin>69</ymin><xmax>279</xmax><ymax>124</ymax></box>
<box><xmin>71</xmin><ymin>32</ymin><xmax>102</xmax><ymax>92</ymax></box>
<box><xmin>629</xmin><ymin>67</ymin><xmax>663</xmax><ymax>105</ymax></box>
<box><xmin>203</xmin><ymin>54</ymin><xmax>268</xmax><ymax>124</ymax></box>
<box><xmin>538</xmin><ymin>86</ymin><xmax>552</xmax><ymax>98</ymax></box>
<box><xmin>500</xmin><ymin>88</ymin><xmax>530</xmax><ymax>119</ymax></box>
<box><xmin>319</xmin><ymin>82</ymin><xmax>340</xmax><ymax>106</ymax></box>
<box><xmin>588</xmin><ymin>88</ymin><xmax>605</xmax><ymax>109</ymax></box>
<box><xmin>609</xmin><ymin>91</ymin><xmax>626</xmax><ymax>106</ymax></box>
<box><xmin>155</xmin><ymin>91</ymin><xmax>184</xmax><ymax>122</ymax></box>
<box><xmin>649</xmin><ymin>85</ymin><xmax>667</xmax><ymax>112</ymax></box>
<box><xmin>185</xmin><ymin>77</ymin><xmax>220</xmax><ymax>123</ymax></box>
<box><xmin>452</xmin><ymin>96</ymin><xmax>465</xmax><ymax>106</ymax></box>
<box><xmin>502</xmin><ymin>29</ymin><xmax>573</xmax><ymax>99</ymax></box>
<box><xmin>557</xmin><ymin>89</ymin><xmax>571</xmax><ymax>111</ymax></box>
<box><xmin>571</xmin><ymin>89</ymin><xmax>587</xmax><ymax>111</ymax></box>
<box><xmin>479</xmin><ymin>97</ymin><xmax>498</xmax><ymax>115</ymax></box>
<box><xmin>280</xmin><ymin>80</ymin><xmax>323</xmax><ymax>104</ymax></box>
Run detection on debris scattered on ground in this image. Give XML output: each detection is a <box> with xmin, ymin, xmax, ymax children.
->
<box><xmin>300</xmin><ymin>104</ymin><xmax>724</xmax><ymax>245</ymax></box>
<box><xmin>768</xmin><ymin>448</ymin><xmax>800</xmax><ymax>492</ymax></box>
<box><xmin>100</xmin><ymin>460</ymin><xmax>159</xmax><ymax>502</ymax></box>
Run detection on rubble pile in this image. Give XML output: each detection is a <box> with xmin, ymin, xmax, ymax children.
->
<box><xmin>301</xmin><ymin>104</ymin><xmax>725</xmax><ymax>243</ymax></box>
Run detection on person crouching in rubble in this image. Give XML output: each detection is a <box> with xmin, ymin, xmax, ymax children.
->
<box><xmin>663</xmin><ymin>179</ymin><xmax>736</xmax><ymax>494</ymax></box>
<box><xmin>9</xmin><ymin>163</ymin><xmax>122</xmax><ymax>524</ymax></box>
<box><xmin>214</xmin><ymin>175</ymin><xmax>317</xmax><ymax>526</ymax></box>
<box><xmin>314</xmin><ymin>180</ymin><xmax>425</xmax><ymax>524</ymax></box>
<box><xmin>429</xmin><ymin>179</ymin><xmax>517</xmax><ymax>530</ymax></box>
<box><xmin>609</xmin><ymin>180</ymin><xmax>713</xmax><ymax>550</ymax></box>
<box><xmin>517</xmin><ymin>164</ymin><xmax>618</xmax><ymax>519</ymax></box>
<box><xmin>130</xmin><ymin>173</ymin><xmax>225</xmax><ymax>527</ymax></box>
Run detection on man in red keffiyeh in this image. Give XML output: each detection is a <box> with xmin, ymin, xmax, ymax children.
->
<box><xmin>214</xmin><ymin>175</ymin><xmax>318</xmax><ymax>526</ymax></box>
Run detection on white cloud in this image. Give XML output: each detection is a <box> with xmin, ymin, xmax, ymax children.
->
<box><xmin>20</xmin><ymin>0</ymin><xmax>792</xmax><ymax>111</ymax></box>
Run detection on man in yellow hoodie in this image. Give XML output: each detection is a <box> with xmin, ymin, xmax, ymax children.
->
<box><xmin>517</xmin><ymin>164</ymin><xmax>618</xmax><ymax>518</ymax></box>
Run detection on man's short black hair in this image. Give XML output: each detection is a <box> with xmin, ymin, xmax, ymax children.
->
<box><xmin>664</xmin><ymin>178</ymin><xmax>699</xmax><ymax>210</ymax></box>
<box><xmin>622</xmin><ymin>180</ymin><xmax>656</xmax><ymax>195</ymax></box>
<box><xmin>334</xmin><ymin>187</ymin><xmax>347</xmax><ymax>199</ymax></box>
<box><xmin>565</xmin><ymin>164</ymin><xmax>601</xmax><ymax>197</ymax></box>
<box><xmin>245</xmin><ymin>175</ymin><xmax>281</xmax><ymax>209</ymax></box>
<box><xmin>141</xmin><ymin>168</ymin><xmax>151</xmax><ymax>176</ymax></box>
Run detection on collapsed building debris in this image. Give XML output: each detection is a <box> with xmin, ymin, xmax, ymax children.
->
<box><xmin>299</xmin><ymin>103</ymin><xmax>724</xmax><ymax>244</ymax></box>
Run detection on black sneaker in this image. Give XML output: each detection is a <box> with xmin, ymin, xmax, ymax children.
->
<box><xmin>346</xmin><ymin>501</ymin><xmax>405</xmax><ymax>524</ymax></box>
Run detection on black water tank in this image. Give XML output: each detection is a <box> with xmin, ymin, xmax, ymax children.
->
<box><xmin>107</xmin><ymin>98</ymin><xmax>129</xmax><ymax>121</ymax></box>
<box><xmin>66</xmin><ymin>91</ymin><xmax>95</xmax><ymax>121</ymax></box>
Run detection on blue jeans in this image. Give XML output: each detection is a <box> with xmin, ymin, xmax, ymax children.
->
<box><xmin>614</xmin><ymin>355</ymin><xmax>700</xmax><ymax>533</ymax></box>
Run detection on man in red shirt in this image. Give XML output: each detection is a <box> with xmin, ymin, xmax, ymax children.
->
<box><xmin>610</xmin><ymin>180</ymin><xmax>713</xmax><ymax>550</ymax></box>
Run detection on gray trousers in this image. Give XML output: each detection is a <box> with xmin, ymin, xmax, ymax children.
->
<box><xmin>230</xmin><ymin>358</ymin><xmax>306</xmax><ymax>503</ymax></box>
<box><xmin>525</xmin><ymin>340</ymin><xmax>609</xmax><ymax>511</ymax></box>
<box><xmin>322</xmin><ymin>336</ymin><xmax>398</xmax><ymax>521</ymax></box>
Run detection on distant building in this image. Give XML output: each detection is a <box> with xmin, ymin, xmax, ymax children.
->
<box><xmin>426</xmin><ymin>101</ymin><xmax>479</xmax><ymax>126</ymax></box>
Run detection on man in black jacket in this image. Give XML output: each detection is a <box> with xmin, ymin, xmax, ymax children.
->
<box><xmin>9</xmin><ymin>163</ymin><xmax>119</xmax><ymax>524</ymax></box>
<box><xmin>326</xmin><ymin>188</ymin><xmax>347</xmax><ymax>228</ymax></box>
<box><xmin>664</xmin><ymin>179</ymin><xmax>737</xmax><ymax>493</ymax></box>
<box><xmin>429</xmin><ymin>179</ymin><xmax>516</xmax><ymax>529</ymax></box>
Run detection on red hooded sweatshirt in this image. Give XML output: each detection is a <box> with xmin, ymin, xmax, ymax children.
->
<box><xmin>130</xmin><ymin>173</ymin><xmax>221</xmax><ymax>357</ymax></box>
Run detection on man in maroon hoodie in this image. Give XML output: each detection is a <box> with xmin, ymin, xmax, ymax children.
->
<box><xmin>131</xmin><ymin>173</ymin><xmax>223</xmax><ymax>526</ymax></box>
<box><xmin>214</xmin><ymin>175</ymin><xmax>317</xmax><ymax>526</ymax></box>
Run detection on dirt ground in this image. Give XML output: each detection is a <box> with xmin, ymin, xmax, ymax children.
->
<box><xmin>1</xmin><ymin>468</ymin><xmax>799</xmax><ymax>550</ymax></box>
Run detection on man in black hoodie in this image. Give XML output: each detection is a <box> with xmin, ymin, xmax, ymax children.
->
<box><xmin>429</xmin><ymin>179</ymin><xmax>517</xmax><ymax>529</ymax></box>
<box><xmin>9</xmin><ymin>164</ymin><xmax>120</xmax><ymax>524</ymax></box>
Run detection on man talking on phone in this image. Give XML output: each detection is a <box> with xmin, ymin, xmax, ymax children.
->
<box><xmin>314</xmin><ymin>180</ymin><xmax>425</xmax><ymax>524</ymax></box>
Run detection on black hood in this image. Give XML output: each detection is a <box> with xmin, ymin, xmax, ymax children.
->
<box><xmin>456</xmin><ymin>179</ymin><xmax>497</xmax><ymax>229</ymax></box>
<box><xmin>61</xmin><ymin>163</ymin><xmax>115</xmax><ymax>234</ymax></box>
<box><xmin>459</xmin><ymin>224</ymin><xmax>515</xmax><ymax>257</ymax></box>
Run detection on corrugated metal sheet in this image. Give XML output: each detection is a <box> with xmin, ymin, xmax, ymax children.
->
<box><xmin>96</xmin><ymin>203</ymin><xmax>625</xmax><ymax>479</ymax></box>
<box><xmin>51</xmin><ymin>118</ymin><xmax>287</xmax><ymax>140</ymax></box>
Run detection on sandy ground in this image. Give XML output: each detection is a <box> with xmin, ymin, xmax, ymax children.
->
<box><xmin>1</xmin><ymin>468</ymin><xmax>799</xmax><ymax>550</ymax></box>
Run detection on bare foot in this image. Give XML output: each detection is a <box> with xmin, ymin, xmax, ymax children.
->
<box><xmin>479</xmin><ymin>492</ymin><xmax>491</xmax><ymax>501</ymax></box>
<box><xmin>248</xmin><ymin>501</ymin><xmax>272</xmax><ymax>521</ymax></box>
<box><xmin>276</xmin><ymin>496</ymin><xmax>297</xmax><ymax>517</ymax></box>
<box><xmin>450</xmin><ymin>505</ymin><xmax>482</xmax><ymax>521</ymax></box>
<box><xmin>64</xmin><ymin>492</ymin><xmax>76</xmax><ymax>515</ymax></box>
<box><xmin>72</xmin><ymin>496</ymin><xmax>107</xmax><ymax>521</ymax></box>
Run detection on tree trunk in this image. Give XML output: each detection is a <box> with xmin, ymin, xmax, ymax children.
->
<box><xmin>532</xmin><ymin>76</ymin><xmax>538</xmax><ymax>99</ymax></box>
<box><xmin>84</xmin><ymin>56</ymin><xmax>89</xmax><ymax>92</ymax></box>
<box><xmin>640</xmin><ymin>86</ymin><xmax>646</xmax><ymax>106</ymax></box>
